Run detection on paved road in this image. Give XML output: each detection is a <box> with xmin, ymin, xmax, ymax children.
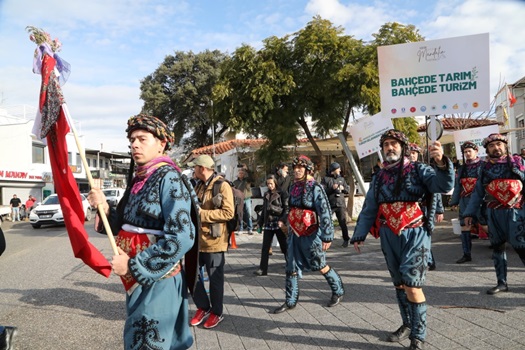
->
<box><xmin>1</xmin><ymin>210</ymin><xmax>525</xmax><ymax>349</ymax></box>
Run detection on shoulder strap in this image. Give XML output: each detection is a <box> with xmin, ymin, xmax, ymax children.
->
<box><xmin>213</xmin><ymin>178</ymin><xmax>225</xmax><ymax>197</ymax></box>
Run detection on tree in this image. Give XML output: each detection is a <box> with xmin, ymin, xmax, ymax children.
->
<box><xmin>140</xmin><ymin>50</ymin><xmax>228</xmax><ymax>150</ymax></box>
<box><xmin>215</xmin><ymin>16</ymin><xmax>376</xmax><ymax>169</ymax></box>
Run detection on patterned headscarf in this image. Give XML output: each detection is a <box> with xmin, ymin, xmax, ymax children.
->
<box><xmin>461</xmin><ymin>141</ymin><xmax>478</xmax><ymax>152</ymax></box>
<box><xmin>292</xmin><ymin>155</ymin><xmax>314</xmax><ymax>172</ymax></box>
<box><xmin>409</xmin><ymin>142</ymin><xmax>422</xmax><ymax>154</ymax></box>
<box><xmin>126</xmin><ymin>114</ymin><xmax>175</xmax><ymax>151</ymax></box>
<box><xmin>482</xmin><ymin>133</ymin><xmax>507</xmax><ymax>149</ymax></box>
<box><xmin>379</xmin><ymin>129</ymin><xmax>408</xmax><ymax>149</ymax></box>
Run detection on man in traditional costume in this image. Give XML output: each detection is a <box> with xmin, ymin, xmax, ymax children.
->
<box><xmin>350</xmin><ymin>130</ymin><xmax>454</xmax><ymax>350</ymax></box>
<box><xmin>89</xmin><ymin>114</ymin><xmax>198</xmax><ymax>350</ymax></box>
<box><xmin>464</xmin><ymin>133</ymin><xmax>525</xmax><ymax>295</ymax></box>
<box><xmin>273</xmin><ymin>155</ymin><xmax>345</xmax><ymax>314</ymax></box>
<box><xmin>450</xmin><ymin>141</ymin><xmax>486</xmax><ymax>264</ymax></box>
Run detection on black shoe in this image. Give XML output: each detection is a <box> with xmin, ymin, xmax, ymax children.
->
<box><xmin>487</xmin><ymin>284</ymin><xmax>508</xmax><ymax>295</ymax></box>
<box><xmin>386</xmin><ymin>324</ymin><xmax>411</xmax><ymax>342</ymax></box>
<box><xmin>428</xmin><ymin>263</ymin><xmax>436</xmax><ymax>271</ymax></box>
<box><xmin>253</xmin><ymin>269</ymin><xmax>267</xmax><ymax>276</ymax></box>
<box><xmin>327</xmin><ymin>294</ymin><xmax>343</xmax><ymax>307</ymax></box>
<box><xmin>273</xmin><ymin>303</ymin><xmax>295</xmax><ymax>314</ymax></box>
<box><xmin>408</xmin><ymin>338</ymin><xmax>425</xmax><ymax>350</ymax></box>
<box><xmin>341</xmin><ymin>240</ymin><xmax>349</xmax><ymax>248</ymax></box>
<box><xmin>0</xmin><ymin>326</ymin><xmax>18</xmax><ymax>350</ymax></box>
<box><xmin>456</xmin><ymin>255</ymin><xmax>472</xmax><ymax>264</ymax></box>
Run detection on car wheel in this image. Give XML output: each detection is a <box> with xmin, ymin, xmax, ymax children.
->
<box><xmin>85</xmin><ymin>209</ymin><xmax>92</xmax><ymax>221</ymax></box>
<box><xmin>32</xmin><ymin>224</ymin><xmax>41</xmax><ymax>229</ymax></box>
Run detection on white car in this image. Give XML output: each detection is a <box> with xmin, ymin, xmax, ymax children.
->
<box><xmin>102</xmin><ymin>188</ymin><xmax>125</xmax><ymax>207</ymax></box>
<box><xmin>29</xmin><ymin>194</ymin><xmax>93</xmax><ymax>229</ymax></box>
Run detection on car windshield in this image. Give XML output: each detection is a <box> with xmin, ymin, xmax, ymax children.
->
<box><xmin>42</xmin><ymin>196</ymin><xmax>59</xmax><ymax>205</ymax></box>
<box><xmin>103</xmin><ymin>190</ymin><xmax>117</xmax><ymax>196</ymax></box>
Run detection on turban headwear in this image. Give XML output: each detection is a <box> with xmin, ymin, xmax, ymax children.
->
<box><xmin>126</xmin><ymin>114</ymin><xmax>174</xmax><ymax>151</ymax></box>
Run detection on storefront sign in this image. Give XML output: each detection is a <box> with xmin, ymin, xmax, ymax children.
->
<box><xmin>0</xmin><ymin>169</ymin><xmax>44</xmax><ymax>182</ymax></box>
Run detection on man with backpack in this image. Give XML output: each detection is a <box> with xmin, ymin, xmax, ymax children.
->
<box><xmin>189</xmin><ymin>155</ymin><xmax>234</xmax><ymax>329</ymax></box>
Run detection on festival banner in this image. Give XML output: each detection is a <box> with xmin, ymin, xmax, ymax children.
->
<box><xmin>348</xmin><ymin>113</ymin><xmax>394</xmax><ymax>159</ymax></box>
<box><xmin>378</xmin><ymin>33</ymin><xmax>490</xmax><ymax>118</ymax></box>
<box><xmin>452</xmin><ymin>124</ymin><xmax>499</xmax><ymax>160</ymax></box>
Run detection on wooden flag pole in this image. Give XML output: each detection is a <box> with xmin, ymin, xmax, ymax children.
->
<box><xmin>62</xmin><ymin>104</ymin><xmax>119</xmax><ymax>255</ymax></box>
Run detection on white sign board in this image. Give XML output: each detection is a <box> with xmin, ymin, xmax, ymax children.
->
<box><xmin>378</xmin><ymin>33</ymin><xmax>490</xmax><ymax>118</ymax></box>
<box><xmin>348</xmin><ymin>113</ymin><xmax>394</xmax><ymax>159</ymax></box>
<box><xmin>453</xmin><ymin>124</ymin><xmax>499</xmax><ymax>160</ymax></box>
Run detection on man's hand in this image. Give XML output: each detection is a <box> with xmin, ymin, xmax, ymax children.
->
<box><xmin>429</xmin><ymin>141</ymin><xmax>444</xmax><ymax>165</ymax></box>
<box><xmin>88</xmin><ymin>188</ymin><xmax>109</xmax><ymax>216</ymax></box>
<box><xmin>111</xmin><ymin>247</ymin><xmax>130</xmax><ymax>276</ymax></box>
<box><xmin>353</xmin><ymin>241</ymin><xmax>364</xmax><ymax>253</ymax></box>
<box><xmin>435</xmin><ymin>213</ymin><xmax>444</xmax><ymax>223</ymax></box>
<box><xmin>322</xmin><ymin>242</ymin><xmax>332</xmax><ymax>251</ymax></box>
<box><xmin>464</xmin><ymin>216</ymin><xmax>473</xmax><ymax>227</ymax></box>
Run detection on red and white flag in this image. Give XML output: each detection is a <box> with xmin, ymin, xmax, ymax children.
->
<box><xmin>31</xmin><ymin>32</ymin><xmax>111</xmax><ymax>277</ymax></box>
<box><xmin>507</xmin><ymin>85</ymin><xmax>517</xmax><ymax>107</ymax></box>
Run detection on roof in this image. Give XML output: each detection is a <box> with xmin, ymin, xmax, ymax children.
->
<box><xmin>417</xmin><ymin>117</ymin><xmax>501</xmax><ymax>132</ymax></box>
<box><xmin>190</xmin><ymin>139</ymin><xmax>267</xmax><ymax>156</ymax></box>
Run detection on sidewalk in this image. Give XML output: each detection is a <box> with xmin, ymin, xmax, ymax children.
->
<box><xmin>191</xmin><ymin>210</ymin><xmax>525</xmax><ymax>350</ymax></box>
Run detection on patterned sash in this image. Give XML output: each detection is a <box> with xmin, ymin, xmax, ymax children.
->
<box><xmin>486</xmin><ymin>179</ymin><xmax>523</xmax><ymax>209</ymax></box>
<box><xmin>288</xmin><ymin>207</ymin><xmax>318</xmax><ymax>237</ymax></box>
<box><xmin>116</xmin><ymin>230</ymin><xmax>181</xmax><ymax>295</ymax></box>
<box><xmin>460</xmin><ymin>177</ymin><xmax>477</xmax><ymax>197</ymax></box>
<box><xmin>378</xmin><ymin>202</ymin><xmax>423</xmax><ymax>235</ymax></box>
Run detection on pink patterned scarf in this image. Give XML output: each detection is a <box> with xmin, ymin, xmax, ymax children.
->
<box><xmin>131</xmin><ymin>156</ymin><xmax>180</xmax><ymax>194</ymax></box>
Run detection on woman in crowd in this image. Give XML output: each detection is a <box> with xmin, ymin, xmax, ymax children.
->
<box><xmin>254</xmin><ymin>175</ymin><xmax>289</xmax><ymax>276</ymax></box>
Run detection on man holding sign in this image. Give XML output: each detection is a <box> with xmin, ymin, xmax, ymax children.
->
<box><xmin>350</xmin><ymin>129</ymin><xmax>454</xmax><ymax>350</ymax></box>
<box><xmin>463</xmin><ymin>134</ymin><xmax>525</xmax><ymax>295</ymax></box>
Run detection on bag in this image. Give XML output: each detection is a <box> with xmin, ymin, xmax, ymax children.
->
<box><xmin>213</xmin><ymin>178</ymin><xmax>245</xmax><ymax>236</ymax></box>
<box><xmin>268</xmin><ymin>203</ymin><xmax>283</xmax><ymax>216</ymax></box>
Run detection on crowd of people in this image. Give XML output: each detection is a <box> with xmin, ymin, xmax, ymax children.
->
<box><xmin>76</xmin><ymin>124</ymin><xmax>525</xmax><ymax>350</ymax></box>
<box><xmin>4</xmin><ymin>115</ymin><xmax>523</xmax><ymax>350</ymax></box>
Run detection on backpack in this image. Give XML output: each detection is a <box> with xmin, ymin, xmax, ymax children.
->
<box><xmin>212</xmin><ymin>178</ymin><xmax>245</xmax><ymax>237</ymax></box>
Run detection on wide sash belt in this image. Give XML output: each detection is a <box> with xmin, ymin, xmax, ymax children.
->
<box><xmin>485</xmin><ymin>179</ymin><xmax>523</xmax><ymax>209</ymax></box>
<box><xmin>460</xmin><ymin>177</ymin><xmax>477</xmax><ymax>197</ymax></box>
<box><xmin>288</xmin><ymin>207</ymin><xmax>318</xmax><ymax>237</ymax></box>
<box><xmin>378</xmin><ymin>202</ymin><xmax>424</xmax><ymax>235</ymax></box>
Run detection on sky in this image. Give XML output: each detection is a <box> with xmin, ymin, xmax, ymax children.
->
<box><xmin>0</xmin><ymin>0</ymin><xmax>524</xmax><ymax>153</ymax></box>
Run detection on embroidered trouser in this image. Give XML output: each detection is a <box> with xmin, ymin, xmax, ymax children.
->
<box><xmin>125</xmin><ymin>274</ymin><xmax>192</xmax><ymax>350</ymax></box>
<box><xmin>322</xmin><ymin>267</ymin><xmax>344</xmax><ymax>297</ymax></box>
<box><xmin>487</xmin><ymin>208</ymin><xmax>525</xmax><ymax>285</ymax></box>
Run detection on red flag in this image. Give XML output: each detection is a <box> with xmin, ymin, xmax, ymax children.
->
<box><xmin>507</xmin><ymin>85</ymin><xmax>517</xmax><ymax>107</ymax></box>
<box><xmin>38</xmin><ymin>53</ymin><xmax>111</xmax><ymax>277</ymax></box>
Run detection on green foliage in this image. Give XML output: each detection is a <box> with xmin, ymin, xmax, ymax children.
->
<box><xmin>392</xmin><ymin>117</ymin><xmax>420</xmax><ymax>143</ymax></box>
<box><xmin>140</xmin><ymin>50</ymin><xmax>227</xmax><ymax>150</ymax></box>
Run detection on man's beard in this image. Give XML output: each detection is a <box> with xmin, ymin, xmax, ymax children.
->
<box><xmin>489</xmin><ymin>149</ymin><xmax>506</xmax><ymax>158</ymax></box>
<box><xmin>386</xmin><ymin>152</ymin><xmax>400</xmax><ymax>163</ymax></box>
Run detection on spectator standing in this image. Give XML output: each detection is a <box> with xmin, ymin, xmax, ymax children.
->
<box><xmin>463</xmin><ymin>134</ymin><xmax>525</xmax><ymax>295</ymax></box>
<box><xmin>275</xmin><ymin>162</ymin><xmax>292</xmax><ymax>195</ymax></box>
<box><xmin>273</xmin><ymin>155</ymin><xmax>344</xmax><ymax>314</ymax></box>
<box><xmin>351</xmin><ymin>130</ymin><xmax>454</xmax><ymax>350</ymax></box>
<box><xmin>254</xmin><ymin>175</ymin><xmax>289</xmax><ymax>276</ymax></box>
<box><xmin>25</xmin><ymin>196</ymin><xmax>36</xmax><ymax>220</ymax></box>
<box><xmin>189</xmin><ymin>155</ymin><xmax>235</xmax><ymax>329</ymax></box>
<box><xmin>9</xmin><ymin>195</ymin><xmax>21</xmax><ymax>222</ymax></box>
<box><xmin>322</xmin><ymin>162</ymin><xmax>351</xmax><ymax>247</ymax></box>
<box><xmin>233</xmin><ymin>168</ymin><xmax>253</xmax><ymax>234</ymax></box>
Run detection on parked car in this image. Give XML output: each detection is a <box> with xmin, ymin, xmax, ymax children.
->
<box><xmin>29</xmin><ymin>194</ymin><xmax>92</xmax><ymax>229</ymax></box>
<box><xmin>102</xmin><ymin>188</ymin><xmax>125</xmax><ymax>207</ymax></box>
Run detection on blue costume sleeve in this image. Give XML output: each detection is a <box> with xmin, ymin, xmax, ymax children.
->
<box><xmin>449</xmin><ymin>171</ymin><xmax>461</xmax><ymax>206</ymax></box>
<box><xmin>436</xmin><ymin>194</ymin><xmax>444</xmax><ymax>214</ymax></box>
<box><xmin>129</xmin><ymin>171</ymin><xmax>196</xmax><ymax>287</ymax></box>
<box><xmin>313</xmin><ymin>183</ymin><xmax>335</xmax><ymax>242</ymax></box>
<box><xmin>418</xmin><ymin>158</ymin><xmax>455</xmax><ymax>194</ymax></box>
<box><xmin>351</xmin><ymin>176</ymin><xmax>380</xmax><ymax>243</ymax></box>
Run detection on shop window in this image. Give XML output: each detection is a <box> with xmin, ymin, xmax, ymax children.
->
<box><xmin>32</xmin><ymin>143</ymin><xmax>45</xmax><ymax>164</ymax></box>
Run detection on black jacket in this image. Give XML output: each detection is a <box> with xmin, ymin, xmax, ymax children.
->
<box><xmin>322</xmin><ymin>175</ymin><xmax>349</xmax><ymax>209</ymax></box>
<box><xmin>258</xmin><ymin>189</ymin><xmax>289</xmax><ymax>227</ymax></box>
